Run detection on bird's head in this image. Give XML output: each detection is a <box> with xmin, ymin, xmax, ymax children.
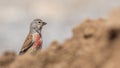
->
<box><xmin>30</xmin><ymin>19</ymin><xmax>47</xmax><ymax>33</ymax></box>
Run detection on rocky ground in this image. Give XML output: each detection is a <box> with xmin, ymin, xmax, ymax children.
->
<box><xmin>1</xmin><ymin>9</ymin><xmax>120</xmax><ymax>68</ymax></box>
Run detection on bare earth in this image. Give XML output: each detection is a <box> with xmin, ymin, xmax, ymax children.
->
<box><xmin>1</xmin><ymin>9</ymin><xmax>120</xmax><ymax>68</ymax></box>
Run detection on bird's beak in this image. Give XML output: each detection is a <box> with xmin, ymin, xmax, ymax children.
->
<box><xmin>43</xmin><ymin>22</ymin><xmax>47</xmax><ymax>25</ymax></box>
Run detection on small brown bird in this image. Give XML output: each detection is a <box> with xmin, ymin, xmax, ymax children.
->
<box><xmin>19</xmin><ymin>19</ymin><xmax>47</xmax><ymax>55</ymax></box>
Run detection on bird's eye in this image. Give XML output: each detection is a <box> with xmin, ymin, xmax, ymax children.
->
<box><xmin>38</xmin><ymin>22</ymin><xmax>41</xmax><ymax>23</ymax></box>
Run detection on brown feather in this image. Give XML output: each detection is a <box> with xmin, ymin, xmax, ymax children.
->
<box><xmin>19</xmin><ymin>34</ymin><xmax>33</xmax><ymax>55</ymax></box>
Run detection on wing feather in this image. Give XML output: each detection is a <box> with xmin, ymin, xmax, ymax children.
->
<box><xmin>19</xmin><ymin>34</ymin><xmax>34</xmax><ymax>55</ymax></box>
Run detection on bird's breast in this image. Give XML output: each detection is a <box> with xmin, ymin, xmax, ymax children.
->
<box><xmin>36</xmin><ymin>34</ymin><xmax>41</xmax><ymax>45</ymax></box>
<box><xmin>32</xmin><ymin>33</ymin><xmax>42</xmax><ymax>49</ymax></box>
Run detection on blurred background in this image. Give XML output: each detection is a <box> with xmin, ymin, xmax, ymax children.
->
<box><xmin>0</xmin><ymin>0</ymin><xmax>120</xmax><ymax>54</ymax></box>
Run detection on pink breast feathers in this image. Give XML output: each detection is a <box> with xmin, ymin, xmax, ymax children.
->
<box><xmin>35</xmin><ymin>34</ymin><xmax>42</xmax><ymax>49</ymax></box>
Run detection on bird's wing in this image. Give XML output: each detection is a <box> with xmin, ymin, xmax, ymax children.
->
<box><xmin>19</xmin><ymin>34</ymin><xmax>34</xmax><ymax>55</ymax></box>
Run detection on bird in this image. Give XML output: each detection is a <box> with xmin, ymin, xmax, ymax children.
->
<box><xmin>19</xmin><ymin>19</ymin><xmax>47</xmax><ymax>55</ymax></box>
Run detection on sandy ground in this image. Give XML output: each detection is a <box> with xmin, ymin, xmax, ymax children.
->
<box><xmin>1</xmin><ymin>8</ymin><xmax>120</xmax><ymax>68</ymax></box>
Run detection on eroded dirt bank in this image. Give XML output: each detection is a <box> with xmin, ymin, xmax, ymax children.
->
<box><xmin>1</xmin><ymin>9</ymin><xmax>120</xmax><ymax>68</ymax></box>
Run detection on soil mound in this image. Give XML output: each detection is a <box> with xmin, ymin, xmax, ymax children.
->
<box><xmin>1</xmin><ymin>9</ymin><xmax>120</xmax><ymax>68</ymax></box>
